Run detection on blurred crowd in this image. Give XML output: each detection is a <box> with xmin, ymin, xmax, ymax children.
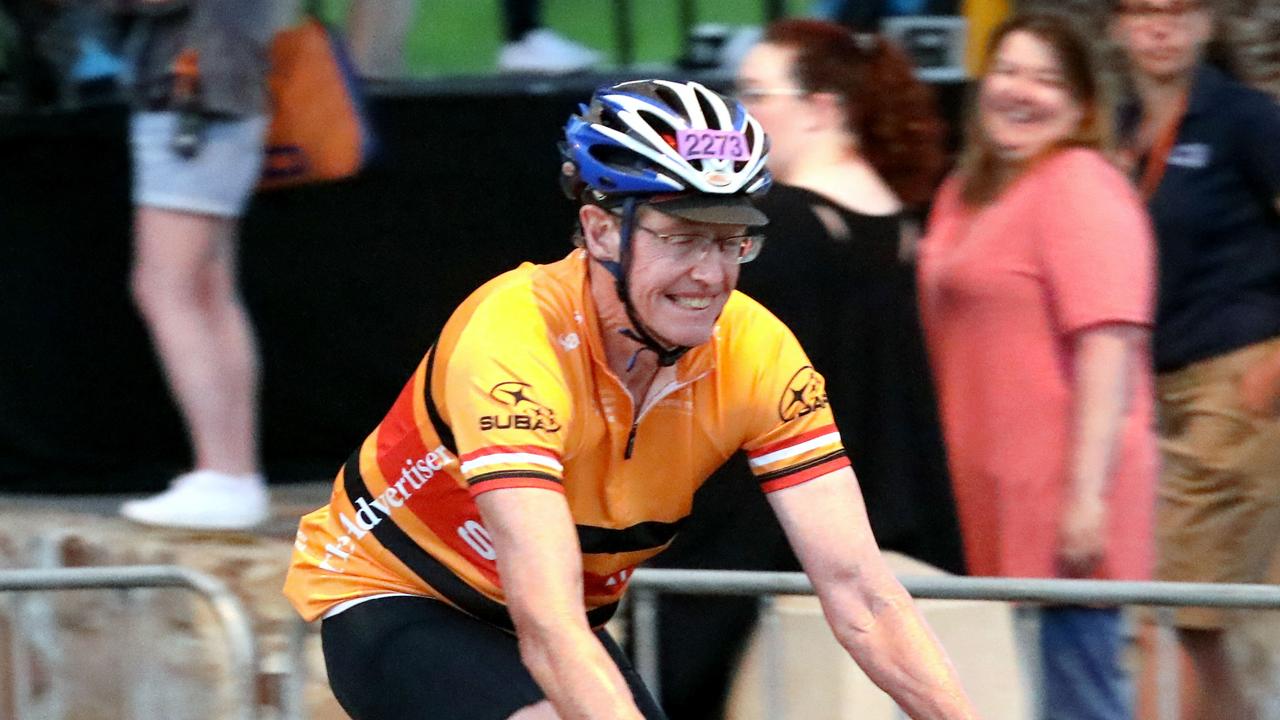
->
<box><xmin>3</xmin><ymin>1</ymin><xmax>1280</xmax><ymax>719</ymax></box>
<box><xmin>0</xmin><ymin>0</ymin><xmax>978</xmax><ymax>104</ymax></box>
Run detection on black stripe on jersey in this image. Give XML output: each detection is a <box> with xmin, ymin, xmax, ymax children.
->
<box><xmin>467</xmin><ymin>470</ymin><xmax>564</xmax><ymax>488</ymax></box>
<box><xmin>576</xmin><ymin>518</ymin><xmax>687</xmax><ymax>554</ymax></box>
<box><xmin>342</xmin><ymin>451</ymin><xmax>618</xmax><ymax>631</ymax></box>
<box><xmin>423</xmin><ymin>344</ymin><xmax>457</xmax><ymax>455</ymax></box>
<box><xmin>754</xmin><ymin>449</ymin><xmax>848</xmax><ymax>484</ymax></box>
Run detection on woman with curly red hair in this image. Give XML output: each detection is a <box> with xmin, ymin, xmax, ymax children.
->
<box><xmin>741</xmin><ymin>18</ymin><xmax>946</xmax><ymax>208</ymax></box>
<box><xmin>646</xmin><ymin>19</ymin><xmax>964</xmax><ymax>719</ymax></box>
<box><xmin>735</xmin><ymin>17</ymin><xmax>960</xmax><ymax>572</ymax></box>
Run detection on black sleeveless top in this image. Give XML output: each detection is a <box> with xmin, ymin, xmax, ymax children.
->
<box><xmin>739</xmin><ymin>184</ymin><xmax>964</xmax><ymax>573</ymax></box>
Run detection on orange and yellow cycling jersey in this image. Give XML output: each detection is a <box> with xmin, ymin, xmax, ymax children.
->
<box><xmin>284</xmin><ymin>249</ymin><xmax>848</xmax><ymax>629</ymax></box>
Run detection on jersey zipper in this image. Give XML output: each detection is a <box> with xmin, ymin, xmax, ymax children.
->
<box><xmin>623</xmin><ymin>369</ymin><xmax>711</xmax><ymax>460</ymax></box>
<box><xmin>624</xmin><ymin>422</ymin><xmax>639</xmax><ymax>459</ymax></box>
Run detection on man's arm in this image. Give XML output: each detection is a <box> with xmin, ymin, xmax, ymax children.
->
<box><xmin>1240</xmin><ymin>193</ymin><xmax>1280</xmax><ymax>415</ymax></box>
<box><xmin>1059</xmin><ymin>323</ymin><xmax>1146</xmax><ymax>576</ymax></box>
<box><xmin>475</xmin><ymin>488</ymin><xmax>645</xmax><ymax>720</ymax></box>
<box><xmin>767</xmin><ymin>468</ymin><xmax>978</xmax><ymax>719</ymax></box>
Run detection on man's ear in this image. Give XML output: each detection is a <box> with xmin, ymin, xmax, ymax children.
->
<box><xmin>579</xmin><ymin>204</ymin><xmax>620</xmax><ymax>261</ymax></box>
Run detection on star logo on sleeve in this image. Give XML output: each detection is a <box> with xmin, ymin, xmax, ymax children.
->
<box><xmin>778</xmin><ymin>366</ymin><xmax>829</xmax><ymax>422</ymax></box>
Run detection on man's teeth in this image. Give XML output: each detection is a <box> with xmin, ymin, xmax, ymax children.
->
<box><xmin>1006</xmin><ymin>108</ymin><xmax>1034</xmax><ymax>122</ymax></box>
<box><xmin>672</xmin><ymin>296</ymin><xmax>711</xmax><ymax>309</ymax></box>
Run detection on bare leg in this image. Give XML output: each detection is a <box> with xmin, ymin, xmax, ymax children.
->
<box><xmin>130</xmin><ymin>206</ymin><xmax>260</xmax><ymax>476</ymax></box>
<box><xmin>1182</xmin><ymin>628</ymin><xmax>1254</xmax><ymax>720</ymax></box>
<box><xmin>1136</xmin><ymin>620</ymin><xmax>1196</xmax><ymax>720</ymax></box>
<box><xmin>347</xmin><ymin>0</ymin><xmax>417</xmax><ymax>78</ymax></box>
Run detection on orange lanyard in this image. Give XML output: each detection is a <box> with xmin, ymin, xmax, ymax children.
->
<box><xmin>1136</xmin><ymin>93</ymin><xmax>1189</xmax><ymax>201</ymax></box>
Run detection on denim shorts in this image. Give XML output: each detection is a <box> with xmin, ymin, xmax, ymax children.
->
<box><xmin>130</xmin><ymin>111</ymin><xmax>268</xmax><ymax>218</ymax></box>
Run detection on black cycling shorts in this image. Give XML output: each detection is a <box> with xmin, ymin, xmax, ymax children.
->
<box><xmin>321</xmin><ymin>595</ymin><xmax>668</xmax><ymax>720</ymax></box>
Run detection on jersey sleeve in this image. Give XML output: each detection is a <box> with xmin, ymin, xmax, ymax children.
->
<box><xmin>445</xmin><ymin>282</ymin><xmax>572</xmax><ymax>498</ymax></box>
<box><xmin>1037</xmin><ymin>150</ymin><xmax>1156</xmax><ymax>334</ymax></box>
<box><xmin>733</xmin><ymin>303</ymin><xmax>851</xmax><ymax>493</ymax></box>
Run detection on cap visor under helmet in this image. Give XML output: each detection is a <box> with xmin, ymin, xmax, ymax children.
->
<box><xmin>645</xmin><ymin>194</ymin><xmax>768</xmax><ymax>226</ymax></box>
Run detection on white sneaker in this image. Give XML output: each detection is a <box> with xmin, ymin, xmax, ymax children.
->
<box><xmin>120</xmin><ymin>470</ymin><xmax>269</xmax><ymax>530</ymax></box>
<box><xmin>497</xmin><ymin>29</ymin><xmax>602</xmax><ymax>74</ymax></box>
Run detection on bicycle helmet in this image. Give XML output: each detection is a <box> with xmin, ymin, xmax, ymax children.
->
<box><xmin>562</xmin><ymin>79</ymin><xmax>771</xmax><ymax>223</ymax></box>
<box><xmin>560</xmin><ymin>80</ymin><xmax>773</xmax><ymax>369</ymax></box>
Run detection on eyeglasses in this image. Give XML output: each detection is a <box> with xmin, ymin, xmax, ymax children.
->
<box><xmin>734</xmin><ymin>86</ymin><xmax>808</xmax><ymax>102</ymax></box>
<box><xmin>1117</xmin><ymin>0</ymin><xmax>1205</xmax><ymax>23</ymax></box>
<box><xmin>623</xmin><ymin>217</ymin><xmax>765</xmax><ymax>265</ymax></box>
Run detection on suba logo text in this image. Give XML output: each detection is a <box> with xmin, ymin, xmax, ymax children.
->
<box><xmin>479</xmin><ymin>380</ymin><xmax>561</xmax><ymax>432</ymax></box>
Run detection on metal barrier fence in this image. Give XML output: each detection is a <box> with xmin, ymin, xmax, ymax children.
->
<box><xmin>627</xmin><ymin>569</ymin><xmax>1280</xmax><ymax>719</ymax></box>
<box><xmin>11</xmin><ymin>564</ymin><xmax>1277</xmax><ymax>720</ymax></box>
<box><xmin>0</xmin><ymin>565</ymin><xmax>259</xmax><ymax>720</ymax></box>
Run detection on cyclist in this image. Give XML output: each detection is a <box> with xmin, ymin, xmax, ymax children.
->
<box><xmin>285</xmin><ymin>79</ymin><xmax>977</xmax><ymax>720</ymax></box>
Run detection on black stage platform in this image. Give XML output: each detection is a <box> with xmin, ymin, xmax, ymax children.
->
<box><xmin>0</xmin><ymin>73</ymin><xmax>967</xmax><ymax>493</ymax></box>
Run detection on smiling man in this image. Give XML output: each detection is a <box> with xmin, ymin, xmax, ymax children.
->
<box><xmin>284</xmin><ymin>79</ymin><xmax>977</xmax><ymax>720</ymax></box>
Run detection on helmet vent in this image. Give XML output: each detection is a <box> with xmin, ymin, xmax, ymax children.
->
<box><xmin>593</xmin><ymin>104</ymin><xmax>629</xmax><ymax>134</ymax></box>
<box><xmin>652</xmin><ymin>85</ymin><xmax>686</xmax><ymax>120</ymax></box>
<box><xmin>589</xmin><ymin>145</ymin><xmax>647</xmax><ymax>175</ymax></box>
<box><xmin>636</xmin><ymin>110</ymin><xmax>677</xmax><ymax>148</ymax></box>
<box><xmin>694</xmin><ymin>91</ymin><xmax>722</xmax><ymax>130</ymax></box>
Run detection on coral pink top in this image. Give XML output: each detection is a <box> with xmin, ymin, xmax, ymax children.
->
<box><xmin>918</xmin><ymin>148</ymin><xmax>1157</xmax><ymax>579</ymax></box>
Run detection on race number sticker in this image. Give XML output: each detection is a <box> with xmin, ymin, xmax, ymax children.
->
<box><xmin>676</xmin><ymin>129</ymin><xmax>750</xmax><ymax>161</ymax></box>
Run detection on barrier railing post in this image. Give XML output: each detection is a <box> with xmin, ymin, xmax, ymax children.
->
<box><xmin>759</xmin><ymin>595</ymin><xmax>783</xmax><ymax>720</ymax></box>
<box><xmin>124</xmin><ymin>586</ymin><xmax>158</xmax><ymax>720</ymax></box>
<box><xmin>632</xmin><ymin>587</ymin><xmax>661</xmax><ymax>700</ymax></box>
<box><xmin>1155</xmin><ymin>606</ymin><xmax>1179</xmax><ymax>720</ymax></box>
<box><xmin>0</xmin><ymin>566</ymin><xmax>259</xmax><ymax>720</ymax></box>
<box><xmin>282</xmin><ymin>615</ymin><xmax>310</xmax><ymax>720</ymax></box>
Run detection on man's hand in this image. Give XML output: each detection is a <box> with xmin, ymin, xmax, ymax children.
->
<box><xmin>1239</xmin><ymin>349</ymin><xmax>1280</xmax><ymax>417</ymax></box>
<box><xmin>1058</xmin><ymin>493</ymin><xmax>1106</xmax><ymax>578</ymax></box>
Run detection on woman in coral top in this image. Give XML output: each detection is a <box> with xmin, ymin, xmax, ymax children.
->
<box><xmin>917</xmin><ymin>11</ymin><xmax>1158</xmax><ymax>720</ymax></box>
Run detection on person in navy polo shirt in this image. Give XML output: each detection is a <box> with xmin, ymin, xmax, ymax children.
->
<box><xmin>1111</xmin><ymin>1</ymin><xmax>1280</xmax><ymax>718</ymax></box>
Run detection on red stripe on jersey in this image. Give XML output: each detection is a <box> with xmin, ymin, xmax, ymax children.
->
<box><xmin>402</xmin><ymin>476</ymin><xmax>505</xmax><ymax>587</ymax></box>
<box><xmin>351</xmin><ymin>441</ymin><xmax>505</xmax><ymax>589</ymax></box>
<box><xmin>748</xmin><ymin>424</ymin><xmax>839</xmax><ymax>460</ymax></box>
<box><xmin>760</xmin><ymin>455</ymin><xmax>850</xmax><ymax>494</ymax></box>
<box><xmin>468</xmin><ymin>477</ymin><xmax>566</xmax><ymax>497</ymax></box>
<box><xmin>460</xmin><ymin>445</ymin><xmax>562</xmax><ymax>463</ymax></box>
<box><xmin>376</xmin><ymin>373</ymin><xmax>428</xmax><ymax>460</ymax></box>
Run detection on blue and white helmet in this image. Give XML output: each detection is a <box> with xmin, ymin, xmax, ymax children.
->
<box><xmin>562</xmin><ymin>79</ymin><xmax>771</xmax><ymax>224</ymax></box>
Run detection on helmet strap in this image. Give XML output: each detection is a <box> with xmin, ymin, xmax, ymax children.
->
<box><xmin>603</xmin><ymin>197</ymin><xmax>690</xmax><ymax>369</ymax></box>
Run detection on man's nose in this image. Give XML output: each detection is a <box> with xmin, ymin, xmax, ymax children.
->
<box><xmin>1005</xmin><ymin>70</ymin><xmax>1036</xmax><ymax>94</ymax></box>
<box><xmin>688</xmin><ymin>240</ymin><xmax>728</xmax><ymax>280</ymax></box>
